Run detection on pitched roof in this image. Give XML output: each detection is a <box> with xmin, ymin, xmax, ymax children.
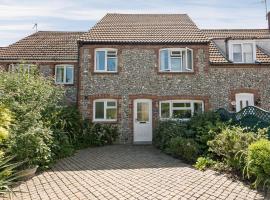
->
<box><xmin>0</xmin><ymin>31</ymin><xmax>85</xmax><ymax>61</ymax></box>
<box><xmin>203</xmin><ymin>29</ymin><xmax>270</xmax><ymax>40</ymax></box>
<box><xmin>202</xmin><ymin>29</ymin><xmax>270</xmax><ymax>64</ymax></box>
<box><xmin>79</xmin><ymin>13</ymin><xmax>209</xmax><ymax>44</ymax></box>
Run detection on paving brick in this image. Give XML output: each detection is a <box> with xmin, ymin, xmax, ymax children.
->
<box><xmin>6</xmin><ymin>145</ymin><xmax>269</xmax><ymax>200</ymax></box>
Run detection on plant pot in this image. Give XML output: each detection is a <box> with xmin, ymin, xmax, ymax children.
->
<box><xmin>20</xmin><ymin>165</ymin><xmax>39</xmax><ymax>179</ymax></box>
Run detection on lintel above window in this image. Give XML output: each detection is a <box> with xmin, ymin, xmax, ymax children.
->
<box><xmin>95</xmin><ymin>48</ymin><xmax>118</xmax><ymax>72</ymax></box>
<box><xmin>229</xmin><ymin>40</ymin><xmax>256</xmax><ymax>64</ymax></box>
<box><xmin>159</xmin><ymin>100</ymin><xmax>204</xmax><ymax>120</ymax></box>
<box><xmin>159</xmin><ymin>48</ymin><xmax>193</xmax><ymax>72</ymax></box>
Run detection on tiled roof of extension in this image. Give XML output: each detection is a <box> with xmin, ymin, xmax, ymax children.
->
<box><xmin>0</xmin><ymin>31</ymin><xmax>85</xmax><ymax>61</ymax></box>
<box><xmin>202</xmin><ymin>29</ymin><xmax>270</xmax><ymax>64</ymax></box>
<box><xmin>79</xmin><ymin>13</ymin><xmax>209</xmax><ymax>44</ymax></box>
<box><xmin>203</xmin><ymin>29</ymin><xmax>270</xmax><ymax>39</ymax></box>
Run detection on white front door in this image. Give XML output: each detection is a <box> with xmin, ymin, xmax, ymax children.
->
<box><xmin>235</xmin><ymin>93</ymin><xmax>254</xmax><ymax>112</ymax></box>
<box><xmin>133</xmin><ymin>99</ymin><xmax>152</xmax><ymax>144</ymax></box>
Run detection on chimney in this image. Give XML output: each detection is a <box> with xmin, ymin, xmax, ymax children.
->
<box><xmin>268</xmin><ymin>12</ymin><xmax>270</xmax><ymax>30</ymax></box>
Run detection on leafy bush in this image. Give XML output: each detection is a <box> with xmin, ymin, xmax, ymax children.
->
<box><xmin>78</xmin><ymin>123</ymin><xmax>119</xmax><ymax>148</ymax></box>
<box><xmin>167</xmin><ymin>137</ymin><xmax>199</xmax><ymax>163</ymax></box>
<box><xmin>0</xmin><ymin>106</ymin><xmax>12</xmax><ymax>143</ymax></box>
<box><xmin>188</xmin><ymin>111</ymin><xmax>223</xmax><ymax>154</ymax></box>
<box><xmin>154</xmin><ymin>112</ymin><xmax>223</xmax><ymax>155</ymax></box>
<box><xmin>153</xmin><ymin>120</ymin><xmax>191</xmax><ymax>150</ymax></box>
<box><xmin>208</xmin><ymin>126</ymin><xmax>267</xmax><ymax>171</ymax></box>
<box><xmin>194</xmin><ymin>157</ymin><xmax>216</xmax><ymax>171</ymax></box>
<box><xmin>8</xmin><ymin>124</ymin><xmax>53</xmax><ymax>168</ymax></box>
<box><xmin>245</xmin><ymin>139</ymin><xmax>270</xmax><ymax>189</ymax></box>
<box><xmin>42</xmin><ymin>106</ymin><xmax>83</xmax><ymax>158</ymax></box>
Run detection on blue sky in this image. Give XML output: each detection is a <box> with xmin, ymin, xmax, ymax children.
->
<box><xmin>0</xmin><ymin>0</ymin><xmax>269</xmax><ymax>46</ymax></box>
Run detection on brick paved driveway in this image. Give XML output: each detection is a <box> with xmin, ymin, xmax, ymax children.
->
<box><xmin>10</xmin><ymin>145</ymin><xmax>269</xmax><ymax>200</ymax></box>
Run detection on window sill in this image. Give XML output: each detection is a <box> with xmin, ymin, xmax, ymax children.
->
<box><xmin>158</xmin><ymin>71</ymin><xmax>195</xmax><ymax>75</ymax></box>
<box><xmin>92</xmin><ymin>120</ymin><xmax>118</xmax><ymax>124</ymax></box>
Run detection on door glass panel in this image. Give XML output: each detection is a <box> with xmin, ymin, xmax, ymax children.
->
<box><xmin>172</xmin><ymin>109</ymin><xmax>192</xmax><ymax>119</ymax></box>
<box><xmin>137</xmin><ymin>102</ymin><xmax>149</xmax><ymax>122</ymax></box>
<box><xmin>240</xmin><ymin>100</ymin><xmax>243</xmax><ymax>110</ymax></box>
<box><xmin>95</xmin><ymin>102</ymin><xmax>104</xmax><ymax>119</ymax></box>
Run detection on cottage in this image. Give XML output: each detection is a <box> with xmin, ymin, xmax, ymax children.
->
<box><xmin>1</xmin><ymin>13</ymin><xmax>270</xmax><ymax>144</ymax></box>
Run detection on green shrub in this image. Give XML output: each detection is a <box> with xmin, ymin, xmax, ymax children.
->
<box><xmin>245</xmin><ymin>139</ymin><xmax>270</xmax><ymax>189</ymax></box>
<box><xmin>78</xmin><ymin>123</ymin><xmax>119</xmax><ymax>148</ymax></box>
<box><xmin>188</xmin><ymin>111</ymin><xmax>223</xmax><ymax>154</ymax></box>
<box><xmin>194</xmin><ymin>157</ymin><xmax>216</xmax><ymax>171</ymax></box>
<box><xmin>154</xmin><ymin>120</ymin><xmax>191</xmax><ymax>150</ymax></box>
<box><xmin>208</xmin><ymin>126</ymin><xmax>267</xmax><ymax>171</ymax></box>
<box><xmin>167</xmin><ymin>137</ymin><xmax>199</xmax><ymax>163</ymax></box>
<box><xmin>0</xmin><ymin>106</ymin><xmax>12</xmax><ymax>143</ymax></box>
<box><xmin>8</xmin><ymin>124</ymin><xmax>53</xmax><ymax>168</ymax></box>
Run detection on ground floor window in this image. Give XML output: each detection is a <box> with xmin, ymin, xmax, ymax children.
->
<box><xmin>93</xmin><ymin>99</ymin><xmax>117</xmax><ymax>122</ymax></box>
<box><xmin>159</xmin><ymin>100</ymin><xmax>204</xmax><ymax>120</ymax></box>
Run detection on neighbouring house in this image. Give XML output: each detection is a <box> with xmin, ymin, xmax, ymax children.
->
<box><xmin>0</xmin><ymin>31</ymin><xmax>85</xmax><ymax>103</ymax></box>
<box><xmin>1</xmin><ymin>13</ymin><xmax>270</xmax><ymax>144</ymax></box>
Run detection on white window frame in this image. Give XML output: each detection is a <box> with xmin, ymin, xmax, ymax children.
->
<box><xmin>55</xmin><ymin>64</ymin><xmax>74</xmax><ymax>85</ymax></box>
<box><xmin>229</xmin><ymin>40</ymin><xmax>256</xmax><ymax>63</ymax></box>
<box><xmin>159</xmin><ymin>48</ymin><xmax>193</xmax><ymax>72</ymax></box>
<box><xmin>93</xmin><ymin>99</ymin><xmax>117</xmax><ymax>122</ymax></box>
<box><xmin>159</xmin><ymin>100</ymin><xmax>204</xmax><ymax>120</ymax></box>
<box><xmin>94</xmin><ymin>48</ymin><xmax>118</xmax><ymax>72</ymax></box>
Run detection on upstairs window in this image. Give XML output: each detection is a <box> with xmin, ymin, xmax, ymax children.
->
<box><xmin>95</xmin><ymin>49</ymin><xmax>117</xmax><ymax>72</ymax></box>
<box><xmin>159</xmin><ymin>48</ymin><xmax>193</xmax><ymax>72</ymax></box>
<box><xmin>55</xmin><ymin>65</ymin><xmax>74</xmax><ymax>84</ymax></box>
<box><xmin>159</xmin><ymin>100</ymin><xmax>204</xmax><ymax>120</ymax></box>
<box><xmin>229</xmin><ymin>41</ymin><xmax>256</xmax><ymax>63</ymax></box>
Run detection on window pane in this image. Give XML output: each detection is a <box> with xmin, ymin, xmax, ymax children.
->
<box><xmin>107</xmin><ymin>57</ymin><xmax>116</xmax><ymax>71</ymax></box>
<box><xmin>96</xmin><ymin>51</ymin><xmax>105</xmax><ymax>70</ymax></box>
<box><xmin>160</xmin><ymin>50</ymin><xmax>169</xmax><ymax>71</ymax></box>
<box><xmin>107</xmin><ymin>101</ymin><xmax>116</xmax><ymax>107</ymax></box>
<box><xmin>194</xmin><ymin>102</ymin><xmax>203</xmax><ymax>115</ymax></box>
<box><xmin>233</xmin><ymin>44</ymin><xmax>242</xmax><ymax>62</ymax></box>
<box><xmin>66</xmin><ymin>67</ymin><xmax>73</xmax><ymax>83</ymax></box>
<box><xmin>137</xmin><ymin>102</ymin><xmax>149</xmax><ymax>122</ymax></box>
<box><xmin>95</xmin><ymin>102</ymin><xmax>104</xmax><ymax>119</ymax></box>
<box><xmin>172</xmin><ymin>110</ymin><xmax>192</xmax><ymax>119</ymax></box>
<box><xmin>171</xmin><ymin>57</ymin><xmax>181</xmax><ymax>71</ymax></box>
<box><xmin>173</xmin><ymin>103</ymin><xmax>191</xmax><ymax>108</ymax></box>
<box><xmin>243</xmin><ymin>43</ymin><xmax>253</xmax><ymax>63</ymax></box>
<box><xmin>182</xmin><ymin>51</ymin><xmax>186</xmax><ymax>69</ymax></box>
<box><xmin>161</xmin><ymin>103</ymin><xmax>170</xmax><ymax>118</ymax></box>
<box><xmin>56</xmin><ymin>67</ymin><xmax>64</xmax><ymax>83</ymax></box>
<box><xmin>187</xmin><ymin>49</ymin><xmax>193</xmax><ymax>70</ymax></box>
<box><xmin>106</xmin><ymin>108</ymin><xmax>117</xmax><ymax>120</ymax></box>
